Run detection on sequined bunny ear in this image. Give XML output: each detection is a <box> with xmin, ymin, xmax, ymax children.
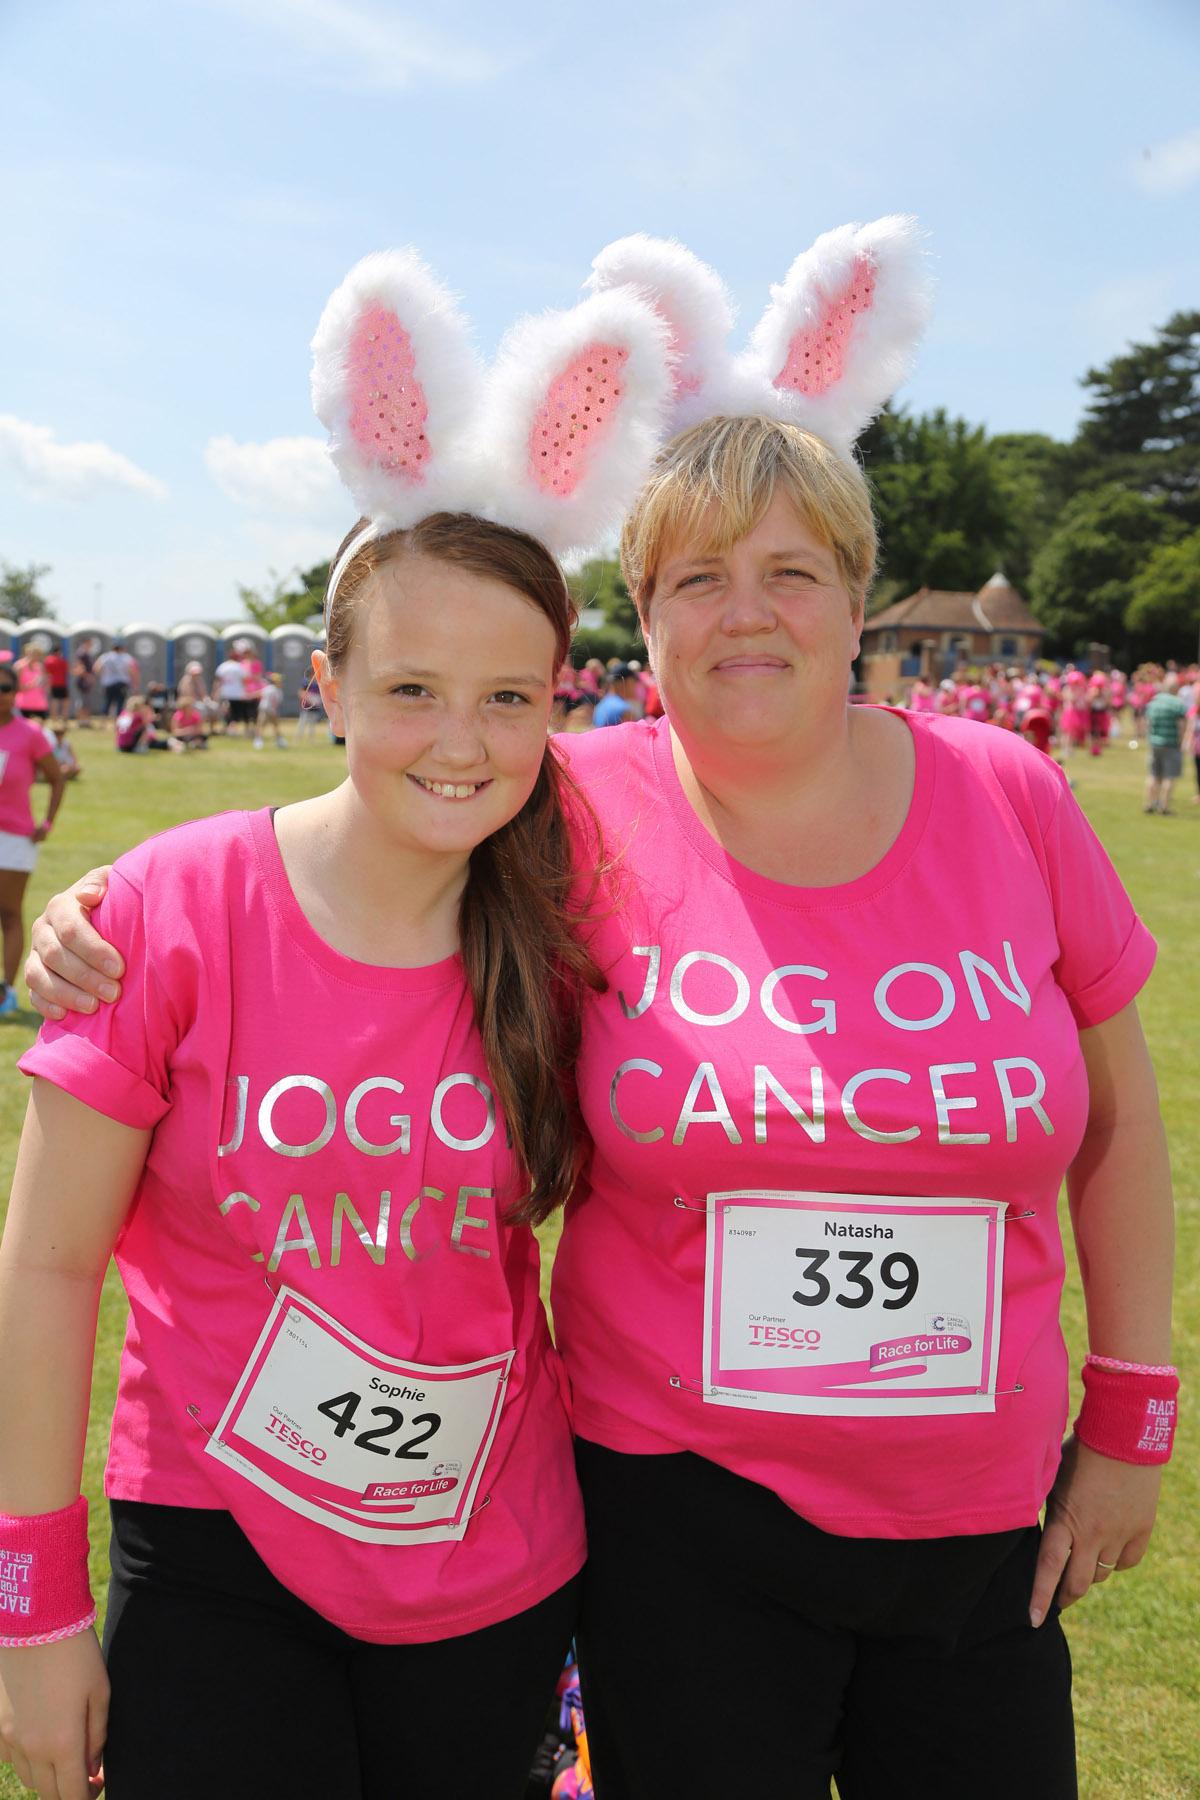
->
<box><xmin>310</xmin><ymin>248</ymin><xmax>483</xmax><ymax>527</ymax></box>
<box><xmin>480</xmin><ymin>287</ymin><xmax>674</xmax><ymax>555</ymax></box>
<box><xmin>586</xmin><ymin>234</ymin><xmax>737</xmax><ymax>432</ymax></box>
<box><xmin>738</xmin><ymin>215</ymin><xmax>933</xmax><ymax>451</ymax></box>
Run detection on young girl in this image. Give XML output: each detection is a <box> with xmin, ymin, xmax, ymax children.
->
<box><xmin>0</xmin><ymin>247</ymin><xmax>674</xmax><ymax>1800</ymax></box>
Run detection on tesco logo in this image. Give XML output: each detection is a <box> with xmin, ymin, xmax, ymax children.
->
<box><xmin>266</xmin><ymin>1412</ymin><xmax>328</xmax><ymax>1463</ymax></box>
<box><xmin>748</xmin><ymin>1325</ymin><xmax>821</xmax><ymax>1350</ymax></box>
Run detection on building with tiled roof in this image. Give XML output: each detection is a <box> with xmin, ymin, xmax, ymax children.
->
<box><xmin>859</xmin><ymin>572</ymin><xmax>1045</xmax><ymax>695</ymax></box>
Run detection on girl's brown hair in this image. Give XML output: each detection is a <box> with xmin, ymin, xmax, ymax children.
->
<box><xmin>325</xmin><ymin>512</ymin><xmax>605</xmax><ymax>1227</ymax></box>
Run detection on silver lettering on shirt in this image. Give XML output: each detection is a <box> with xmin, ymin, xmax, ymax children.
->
<box><xmin>841</xmin><ymin>1069</ymin><xmax>921</xmax><ymax>1144</ymax></box>
<box><xmin>258</xmin><ymin>1076</ymin><xmax>337</xmax><ymax>1159</ymax></box>
<box><xmin>618</xmin><ymin>945</ymin><xmax>661</xmax><ymax>1019</ymax></box>
<box><xmin>873</xmin><ymin>963</ymin><xmax>957</xmax><ymax>1033</ymax></box>
<box><xmin>430</xmin><ymin>1074</ymin><xmax>496</xmax><ymax>1153</ymax></box>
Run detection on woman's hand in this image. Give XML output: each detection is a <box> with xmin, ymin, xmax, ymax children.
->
<box><xmin>1029</xmin><ymin>1435</ymin><xmax>1162</xmax><ymax>1626</ymax></box>
<box><xmin>0</xmin><ymin>1634</ymin><xmax>108</xmax><ymax>1797</ymax></box>
<box><xmin>24</xmin><ymin>871</ymin><xmax>121</xmax><ymax>1021</ymax></box>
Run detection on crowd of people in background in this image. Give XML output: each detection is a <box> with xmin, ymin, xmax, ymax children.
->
<box><xmin>2</xmin><ymin>636</ymin><xmax>1196</xmax><ymax>816</ymax></box>
<box><xmin>553</xmin><ymin>654</ymin><xmax>1200</xmax><ymax>816</ymax></box>
<box><xmin>0</xmin><ymin>638</ymin><xmax>328</xmax><ymax>763</ymax></box>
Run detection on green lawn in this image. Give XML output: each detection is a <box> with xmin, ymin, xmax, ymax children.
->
<box><xmin>1</xmin><ymin>730</ymin><xmax>1197</xmax><ymax>1798</ymax></box>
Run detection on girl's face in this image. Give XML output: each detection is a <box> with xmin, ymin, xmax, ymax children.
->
<box><xmin>317</xmin><ymin>552</ymin><xmax>559</xmax><ymax>862</ymax></box>
<box><xmin>0</xmin><ymin>674</ymin><xmax>15</xmax><ymax>722</ymax></box>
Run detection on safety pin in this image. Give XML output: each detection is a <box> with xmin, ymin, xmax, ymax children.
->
<box><xmin>1005</xmin><ymin>1210</ymin><xmax>1036</xmax><ymax>1224</ymax></box>
<box><xmin>982</xmin><ymin>1384</ymin><xmax>1025</xmax><ymax>1397</ymax></box>
<box><xmin>669</xmin><ymin>1373</ymin><xmax>718</xmax><ymax>1396</ymax></box>
<box><xmin>186</xmin><ymin>1404</ymin><xmax>216</xmax><ymax>1440</ymax></box>
<box><xmin>673</xmin><ymin>1196</ymin><xmax>707</xmax><ymax>1212</ymax></box>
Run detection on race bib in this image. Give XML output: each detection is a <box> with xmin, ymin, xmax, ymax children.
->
<box><xmin>702</xmin><ymin>1190</ymin><xmax>1005</xmax><ymax>1417</ymax></box>
<box><xmin>205</xmin><ymin>1287</ymin><xmax>512</xmax><ymax>1543</ymax></box>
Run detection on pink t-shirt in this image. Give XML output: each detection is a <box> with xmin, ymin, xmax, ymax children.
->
<box><xmin>553</xmin><ymin>712</ymin><xmax>1155</xmax><ymax>1539</ymax></box>
<box><xmin>20</xmin><ymin>809</ymin><xmax>584</xmax><ymax>1642</ymax></box>
<box><xmin>0</xmin><ymin>717</ymin><xmax>52</xmax><ymax>835</ymax></box>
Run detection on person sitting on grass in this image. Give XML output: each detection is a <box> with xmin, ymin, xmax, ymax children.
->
<box><xmin>114</xmin><ymin>697</ymin><xmax>183</xmax><ymax>755</ymax></box>
<box><xmin>169</xmin><ymin>700</ymin><xmax>208</xmax><ymax>749</ymax></box>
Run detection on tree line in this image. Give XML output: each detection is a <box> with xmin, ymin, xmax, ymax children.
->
<box><xmin>6</xmin><ymin>312</ymin><xmax>1197</xmax><ymax>664</ymax></box>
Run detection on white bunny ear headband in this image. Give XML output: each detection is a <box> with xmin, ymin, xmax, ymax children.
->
<box><xmin>311</xmin><ymin>215</ymin><xmax>932</xmax><ymax>606</ymax></box>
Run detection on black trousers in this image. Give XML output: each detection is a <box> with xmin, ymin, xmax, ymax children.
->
<box><xmin>102</xmin><ymin>1500</ymin><xmax>580</xmax><ymax>1800</ymax></box>
<box><xmin>574</xmin><ymin>1440</ymin><xmax>1076</xmax><ymax>1800</ymax></box>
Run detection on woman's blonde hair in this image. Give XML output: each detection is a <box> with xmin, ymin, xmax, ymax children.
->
<box><xmin>620</xmin><ymin>414</ymin><xmax>877</xmax><ymax>610</ymax></box>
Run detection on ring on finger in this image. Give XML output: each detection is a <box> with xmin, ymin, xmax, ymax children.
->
<box><xmin>1095</xmin><ymin>1558</ymin><xmax>1118</xmax><ymax>1573</ymax></box>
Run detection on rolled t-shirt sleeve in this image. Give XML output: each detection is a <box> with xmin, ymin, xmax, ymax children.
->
<box><xmin>19</xmin><ymin>869</ymin><xmax>174</xmax><ymax>1128</ymax></box>
<box><xmin>1040</xmin><ymin>774</ymin><xmax>1157</xmax><ymax>1029</ymax></box>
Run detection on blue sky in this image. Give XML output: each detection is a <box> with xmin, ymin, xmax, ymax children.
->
<box><xmin>2</xmin><ymin>0</ymin><xmax>1198</xmax><ymax>630</ymax></box>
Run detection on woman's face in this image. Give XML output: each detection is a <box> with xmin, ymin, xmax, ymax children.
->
<box><xmin>318</xmin><ymin>552</ymin><xmax>558</xmax><ymax>862</ymax></box>
<box><xmin>0</xmin><ymin>673</ymin><xmax>15</xmax><ymax>722</ymax></box>
<box><xmin>639</xmin><ymin>491</ymin><xmax>864</xmax><ymax>758</ymax></box>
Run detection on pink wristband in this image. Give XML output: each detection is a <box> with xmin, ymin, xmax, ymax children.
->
<box><xmin>1074</xmin><ymin>1360</ymin><xmax>1179</xmax><ymax>1466</ymax></box>
<box><xmin>0</xmin><ymin>1496</ymin><xmax>96</xmax><ymax>1647</ymax></box>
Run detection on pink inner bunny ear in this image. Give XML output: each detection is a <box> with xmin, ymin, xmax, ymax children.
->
<box><xmin>528</xmin><ymin>342</ymin><xmax>630</xmax><ymax>497</ymax></box>
<box><xmin>774</xmin><ymin>254</ymin><xmax>877</xmax><ymax>398</ymax></box>
<box><xmin>346</xmin><ymin>303</ymin><xmax>433</xmax><ymax>484</ymax></box>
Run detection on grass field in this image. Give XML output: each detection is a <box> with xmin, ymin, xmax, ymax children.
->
<box><xmin>0</xmin><ymin>728</ymin><xmax>1196</xmax><ymax>1798</ymax></box>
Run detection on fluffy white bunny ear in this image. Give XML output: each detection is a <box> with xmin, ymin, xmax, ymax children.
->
<box><xmin>310</xmin><ymin>249</ymin><xmax>482</xmax><ymax>527</ymax></box>
<box><xmin>739</xmin><ymin>215</ymin><xmax>933</xmax><ymax>450</ymax></box>
<box><xmin>586</xmin><ymin>234</ymin><xmax>736</xmax><ymax>431</ymax></box>
<box><xmin>480</xmin><ymin>287</ymin><xmax>673</xmax><ymax>555</ymax></box>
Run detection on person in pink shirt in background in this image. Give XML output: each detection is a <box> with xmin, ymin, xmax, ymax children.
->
<box><xmin>14</xmin><ymin>227</ymin><xmax>1179</xmax><ymax>1798</ymax></box>
<box><xmin>0</xmin><ymin>670</ymin><xmax>65</xmax><ymax>1017</ymax></box>
<box><xmin>13</xmin><ymin>647</ymin><xmax>51</xmax><ymax>722</ymax></box>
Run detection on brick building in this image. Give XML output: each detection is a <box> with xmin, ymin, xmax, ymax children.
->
<box><xmin>858</xmin><ymin>571</ymin><xmax>1045</xmax><ymax>697</ymax></box>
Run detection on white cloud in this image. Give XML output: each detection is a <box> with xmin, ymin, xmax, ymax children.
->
<box><xmin>1080</xmin><ymin>272</ymin><xmax>1174</xmax><ymax>350</ymax></box>
<box><xmin>1134</xmin><ymin>128</ymin><xmax>1200</xmax><ymax>197</ymax></box>
<box><xmin>205</xmin><ymin>434</ymin><xmax>343</xmax><ymax>516</ymax></box>
<box><xmin>0</xmin><ymin>414</ymin><xmax>167</xmax><ymax>503</ymax></box>
<box><xmin>205</xmin><ymin>0</ymin><xmax>515</xmax><ymax>92</ymax></box>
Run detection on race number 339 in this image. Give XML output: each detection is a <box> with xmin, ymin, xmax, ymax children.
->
<box><xmin>205</xmin><ymin>1287</ymin><xmax>512</xmax><ymax>1543</ymax></box>
<box><xmin>701</xmin><ymin>1190</ymin><xmax>1005</xmax><ymax>1417</ymax></box>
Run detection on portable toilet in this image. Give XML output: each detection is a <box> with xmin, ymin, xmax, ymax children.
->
<box><xmin>66</xmin><ymin>623</ymin><xmax>113</xmax><ymax>715</ymax></box>
<box><xmin>14</xmin><ymin>617</ymin><xmax>64</xmax><ymax>656</ymax></box>
<box><xmin>169</xmin><ymin>623</ymin><xmax>219</xmax><ymax>694</ymax></box>
<box><xmin>120</xmin><ymin>622</ymin><xmax>169</xmax><ymax>694</ymax></box>
<box><xmin>269</xmin><ymin>624</ymin><xmax>318</xmax><ymax>716</ymax></box>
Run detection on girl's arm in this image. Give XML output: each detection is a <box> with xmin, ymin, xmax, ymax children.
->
<box><xmin>1029</xmin><ymin>999</ymin><xmax>1175</xmax><ymax>1626</ymax></box>
<box><xmin>0</xmin><ymin>1080</ymin><xmax>150</xmax><ymax>1797</ymax></box>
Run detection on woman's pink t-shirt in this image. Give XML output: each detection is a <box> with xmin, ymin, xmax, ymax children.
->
<box><xmin>20</xmin><ymin>809</ymin><xmax>584</xmax><ymax>1641</ymax></box>
<box><xmin>553</xmin><ymin>711</ymin><xmax>1155</xmax><ymax>1539</ymax></box>
<box><xmin>0</xmin><ymin>717</ymin><xmax>52</xmax><ymax>835</ymax></box>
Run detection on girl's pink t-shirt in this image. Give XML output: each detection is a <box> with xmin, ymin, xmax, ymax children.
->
<box><xmin>553</xmin><ymin>711</ymin><xmax>1155</xmax><ymax>1539</ymax></box>
<box><xmin>20</xmin><ymin>809</ymin><xmax>584</xmax><ymax>1642</ymax></box>
<box><xmin>0</xmin><ymin>717</ymin><xmax>52</xmax><ymax>835</ymax></box>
